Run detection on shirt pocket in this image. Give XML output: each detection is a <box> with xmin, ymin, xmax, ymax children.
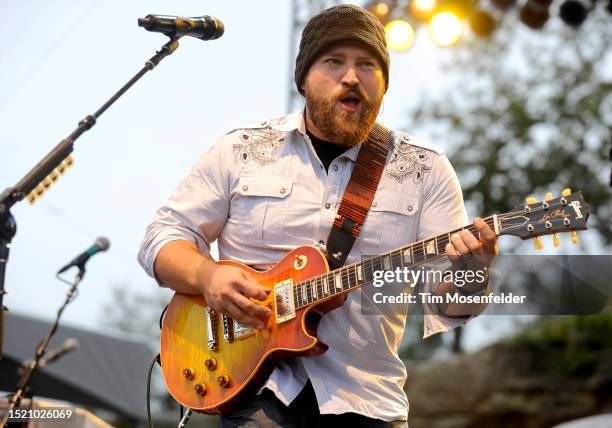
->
<box><xmin>358</xmin><ymin>192</ymin><xmax>419</xmax><ymax>252</ymax></box>
<box><xmin>231</xmin><ymin>176</ymin><xmax>293</xmax><ymax>244</ymax></box>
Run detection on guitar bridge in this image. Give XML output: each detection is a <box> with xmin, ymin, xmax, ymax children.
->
<box><xmin>205</xmin><ymin>307</ymin><xmax>218</xmax><ymax>351</ymax></box>
<box><xmin>222</xmin><ymin>314</ymin><xmax>234</xmax><ymax>343</ymax></box>
<box><xmin>220</xmin><ymin>313</ymin><xmax>256</xmax><ymax>342</ymax></box>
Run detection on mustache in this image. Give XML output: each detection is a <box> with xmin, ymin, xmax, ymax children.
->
<box><xmin>336</xmin><ymin>84</ymin><xmax>369</xmax><ymax>103</ymax></box>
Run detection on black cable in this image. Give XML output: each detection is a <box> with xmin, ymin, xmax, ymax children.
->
<box><xmin>158</xmin><ymin>305</ymin><xmax>168</xmax><ymax>330</ymax></box>
<box><xmin>147</xmin><ymin>353</ymin><xmax>161</xmax><ymax>428</ymax></box>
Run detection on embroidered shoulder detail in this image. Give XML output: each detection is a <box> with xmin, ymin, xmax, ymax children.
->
<box><xmin>260</xmin><ymin>116</ymin><xmax>292</xmax><ymax>127</ymax></box>
<box><xmin>231</xmin><ymin>127</ymin><xmax>286</xmax><ymax>166</ymax></box>
<box><xmin>385</xmin><ymin>133</ymin><xmax>437</xmax><ymax>184</ymax></box>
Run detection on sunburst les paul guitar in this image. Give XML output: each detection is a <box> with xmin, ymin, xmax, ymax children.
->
<box><xmin>160</xmin><ymin>190</ymin><xmax>589</xmax><ymax>414</ymax></box>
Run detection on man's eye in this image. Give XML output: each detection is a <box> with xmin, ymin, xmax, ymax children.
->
<box><xmin>360</xmin><ymin>61</ymin><xmax>376</xmax><ymax>68</ymax></box>
<box><xmin>325</xmin><ymin>58</ymin><xmax>340</xmax><ymax>65</ymax></box>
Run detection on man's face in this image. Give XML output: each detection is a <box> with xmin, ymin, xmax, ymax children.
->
<box><xmin>302</xmin><ymin>41</ymin><xmax>385</xmax><ymax>147</ymax></box>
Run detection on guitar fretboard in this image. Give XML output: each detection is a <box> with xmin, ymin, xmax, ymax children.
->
<box><xmin>292</xmin><ymin>216</ymin><xmax>498</xmax><ymax>309</ymax></box>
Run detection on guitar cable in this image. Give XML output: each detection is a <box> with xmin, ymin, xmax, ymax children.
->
<box><xmin>147</xmin><ymin>353</ymin><xmax>161</xmax><ymax>428</ymax></box>
<box><xmin>146</xmin><ymin>304</ymin><xmax>169</xmax><ymax>428</ymax></box>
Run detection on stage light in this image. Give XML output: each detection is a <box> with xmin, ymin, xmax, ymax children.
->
<box><xmin>428</xmin><ymin>12</ymin><xmax>464</xmax><ymax>46</ymax></box>
<box><xmin>469</xmin><ymin>9</ymin><xmax>497</xmax><ymax>37</ymax></box>
<box><xmin>490</xmin><ymin>0</ymin><xmax>517</xmax><ymax>10</ymax></box>
<box><xmin>365</xmin><ymin>1</ymin><xmax>392</xmax><ymax>23</ymax></box>
<box><xmin>519</xmin><ymin>0</ymin><xmax>550</xmax><ymax>29</ymax></box>
<box><xmin>385</xmin><ymin>19</ymin><xmax>416</xmax><ymax>51</ymax></box>
<box><xmin>410</xmin><ymin>0</ymin><xmax>437</xmax><ymax>22</ymax></box>
<box><xmin>559</xmin><ymin>0</ymin><xmax>591</xmax><ymax>27</ymax></box>
<box><xmin>435</xmin><ymin>0</ymin><xmax>475</xmax><ymax>18</ymax></box>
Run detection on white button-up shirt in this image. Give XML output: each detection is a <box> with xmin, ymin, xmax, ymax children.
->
<box><xmin>138</xmin><ymin>112</ymin><xmax>499</xmax><ymax>422</ymax></box>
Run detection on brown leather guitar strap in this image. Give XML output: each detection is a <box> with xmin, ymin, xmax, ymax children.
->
<box><xmin>326</xmin><ymin>123</ymin><xmax>391</xmax><ymax>269</ymax></box>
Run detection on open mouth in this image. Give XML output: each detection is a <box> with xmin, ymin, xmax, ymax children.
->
<box><xmin>338</xmin><ymin>95</ymin><xmax>362</xmax><ymax>112</ymax></box>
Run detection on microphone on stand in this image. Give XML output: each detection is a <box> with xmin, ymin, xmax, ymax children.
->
<box><xmin>57</xmin><ymin>237</ymin><xmax>110</xmax><ymax>274</ymax></box>
<box><xmin>138</xmin><ymin>15</ymin><xmax>224</xmax><ymax>40</ymax></box>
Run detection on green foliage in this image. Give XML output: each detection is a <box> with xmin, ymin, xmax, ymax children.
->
<box><xmin>406</xmin><ymin>8</ymin><xmax>612</xmax><ymax>245</ymax></box>
<box><xmin>509</xmin><ymin>315</ymin><xmax>612</xmax><ymax>377</ymax></box>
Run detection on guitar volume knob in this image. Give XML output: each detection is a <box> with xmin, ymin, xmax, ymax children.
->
<box><xmin>217</xmin><ymin>375</ymin><xmax>230</xmax><ymax>388</ymax></box>
<box><xmin>194</xmin><ymin>383</ymin><xmax>207</xmax><ymax>396</ymax></box>
<box><xmin>205</xmin><ymin>358</ymin><xmax>217</xmax><ymax>370</ymax></box>
<box><xmin>183</xmin><ymin>367</ymin><xmax>195</xmax><ymax>380</ymax></box>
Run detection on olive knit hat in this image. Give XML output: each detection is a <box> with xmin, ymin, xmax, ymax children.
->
<box><xmin>294</xmin><ymin>3</ymin><xmax>390</xmax><ymax>95</ymax></box>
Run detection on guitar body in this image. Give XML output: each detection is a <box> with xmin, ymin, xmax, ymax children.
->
<box><xmin>160</xmin><ymin>245</ymin><xmax>344</xmax><ymax>415</ymax></box>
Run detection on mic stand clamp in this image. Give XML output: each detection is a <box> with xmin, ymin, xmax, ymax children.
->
<box><xmin>0</xmin><ymin>269</ymin><xmax>85</xmax><ymax>428</ymax></box>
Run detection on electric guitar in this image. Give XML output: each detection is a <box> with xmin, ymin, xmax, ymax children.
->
<box><xmin>160</xmin><ymin>189</ymin><xmax>589</xmax><ymax>414</ymax></box>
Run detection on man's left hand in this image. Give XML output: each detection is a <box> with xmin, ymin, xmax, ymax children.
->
<box><xmin>444</xmin><ymin>217</ymin><xmax>498</xmax><ymax>291</ymax></box>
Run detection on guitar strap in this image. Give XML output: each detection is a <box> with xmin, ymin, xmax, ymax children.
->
<box><xmin>326</xmin><ymin>123</ymin><xmax>392</xmax><ymax>269</ymax></box>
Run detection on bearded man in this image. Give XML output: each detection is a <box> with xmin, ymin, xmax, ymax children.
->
<box><xmin>138</xmin><ymin>4</ymin><xmax>500</xmax><ymax>427</ymax></box>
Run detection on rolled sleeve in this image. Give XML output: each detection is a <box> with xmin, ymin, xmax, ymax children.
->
<box><xmin>137</xmin><ymin>138</ymin><xmax>230</xmax><ymax>283</ymax></box>
<box><xmin>423</xmin><ymin>269</ymin><xmax>502</xmax><ymax>338</ymax></box>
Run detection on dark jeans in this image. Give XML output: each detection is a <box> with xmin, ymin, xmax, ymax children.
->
<box><xmin>220</xmin><ymin>380</ymin><xmax>408</xmax><ymax>428</ymax></box>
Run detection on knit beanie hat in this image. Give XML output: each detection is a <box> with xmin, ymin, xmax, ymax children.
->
<box><xmin>294</xmin><ymin>4</ymin><xmax>390</xmax><ymax>95</ymax></box>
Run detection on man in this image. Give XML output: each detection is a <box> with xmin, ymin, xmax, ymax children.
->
<box><xmin>138</xmin><ymin>4</ymin><xmax>499</xmax><ymax>427</ymax></box>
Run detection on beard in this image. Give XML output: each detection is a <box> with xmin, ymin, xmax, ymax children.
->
<box><xmin>304</xmin><ymin>83</ymin><xmax>383</xmax><ymax>147</ymax></box>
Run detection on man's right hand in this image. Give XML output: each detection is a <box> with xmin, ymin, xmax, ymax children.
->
<box><xmin>197</xmin><ymin>263</ymin><xmax>272</xmax><ymax>330</ymax></box>
<box><xmin>153</xmin><ymin>240</ymin><xmax>271</xmax><ymax>330</ymax></box>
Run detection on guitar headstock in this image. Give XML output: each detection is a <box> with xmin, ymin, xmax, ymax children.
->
<box><xmin>498</xmin><ymin>189</ymin><xmax>589</xmax><ymax>248</ymax></box>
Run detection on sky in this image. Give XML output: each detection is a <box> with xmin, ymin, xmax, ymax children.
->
<box><xmin>1</xmin><ymin>0</ymin><xmax>604</xmax><ymax>352</ymax></box>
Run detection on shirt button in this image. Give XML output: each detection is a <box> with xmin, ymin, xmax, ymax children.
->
<box><xmin>242</xmin><ymin>185</ymin><xmax>249</xmax><ymax>191</ymax></box>
<box><xmin>407</xmin><ymin>205</ymin><xmax>413</xmax><ymax>212</ymax></box>
<box><xmin>372</xmin><ymin>201</ymin><xmax>377</xmax><ymax>207</ymax></box>
<box><xmin>325</xmin><ymin>203</ymin><xmax>331</xmax><ymax>209</ymax></box>
<box><xmin>332</xmin><ymin>164</ymin><xmax>339</xmax><ymax>172</ymax></box>
<box><xmin>280</xmin><ymin>187</ymin><xmax>286</xmax><ymax>194</ymax></box>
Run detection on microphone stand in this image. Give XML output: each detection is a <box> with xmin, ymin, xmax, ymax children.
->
<box><xmin>0</xmin><ymin>268</ymin><xmax>85</xmax><ymax>428</ymax></box>
<box><xmin>0</xmin><ymin>36</ymin><xmax>181</xmax><ymax>360</ymax></box>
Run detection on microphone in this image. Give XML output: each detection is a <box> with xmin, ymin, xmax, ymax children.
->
<box><xmin>57</xmin><ymin>237</ymin><xmax>110</xmax><ymax>274</ymax></box>
<box><xmin>138</xmin><ymin>15</ymin><xmax>224</xmax><ymax>40</ymax></box>
<box><xmin>38</xmin><ymin>338</ymin><xmax>79</xmax><ymax>368</ymax></box>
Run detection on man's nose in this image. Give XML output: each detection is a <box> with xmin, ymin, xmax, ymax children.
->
<box><xmin>340</xmin><ymin>65</ymin><xmax>359</xmax><ymax>86</ymax></box>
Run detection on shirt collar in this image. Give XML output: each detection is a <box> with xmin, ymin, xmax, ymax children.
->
<box><xmin>270</xmin><ymin>110</ymin><xmax>361</xmax><ymax>162</ymax></box>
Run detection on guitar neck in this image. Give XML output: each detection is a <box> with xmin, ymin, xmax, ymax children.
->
<box><xmin>292</xmin><ymin>215</ymin><xmax>499</xmax><ymax>309</ymax></box>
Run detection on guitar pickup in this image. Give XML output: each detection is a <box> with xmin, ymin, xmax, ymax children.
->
<box><xmin>274</xmin><ymin>278</ymin><xmax>296</xmax><ymax>324</ymax></box>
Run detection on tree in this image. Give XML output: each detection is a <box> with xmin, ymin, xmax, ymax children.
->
<box><xmin>401</xmin><ymin>6</ymin><xmax>612</xmax><ymax>354</ymax></box>
<box><xmin>408</xmin><ymin>7</ymin><xmax>611</xmax><ymax>244</ymax></box>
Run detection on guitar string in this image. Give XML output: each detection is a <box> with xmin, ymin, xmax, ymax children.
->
<box><xmin>290</xmin><ymin>201</ymin><xmax>581</xmax><ymax>309</ymax></box>
<box><xmin>292</xmin><ymin>215</ymin><xmax>501</xmax><ymax>308</ymax></box>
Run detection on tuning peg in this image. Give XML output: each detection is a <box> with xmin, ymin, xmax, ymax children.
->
<box><xmin>534</xmin><ymin>236</ymin><xmax>544</xmax><ymax>250</ymax></box>
<box><xmin>545</xmin><ymin>192</ymin><xmax>553</xmax><ymax>201</ymax></box>
<box><xmin>526</xmin><ymin>197</ymin><xmax>537</xmax><ymax>205</ymax></box>
<box><xmin>553</xmin><ymin>233</ymin><xmax>560</xmax><ymax>247</ymax></box>
<box><xmin>562</xmin><ymin>188</ymin><xmax>571</xmax><ymax>197</ymax></box>
<box><xmin>571</xmin><ymin>230</ymin><xmax>579</xmax><ymax>244</ymax></box>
